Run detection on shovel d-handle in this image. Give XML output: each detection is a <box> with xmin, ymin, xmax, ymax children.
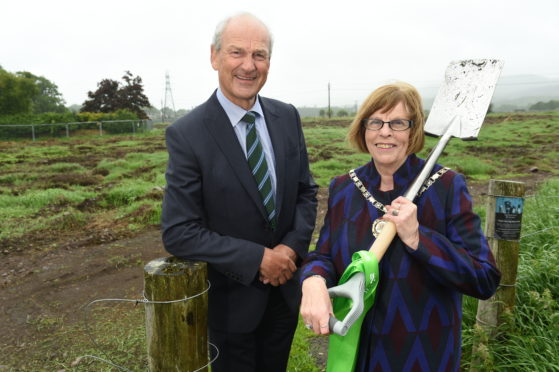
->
<box><xmin>327</xmin><ymin>222</ymin><xmax>397</xmax><ymax>336</ymax></box>
<box><xmin>327</xmin><ymin>272</ymin><xmax>365</xmax><ymax>336</ymax></box>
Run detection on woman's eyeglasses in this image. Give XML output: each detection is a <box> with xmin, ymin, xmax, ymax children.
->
<box><xmin>362</xmin><ymin>119</ymin><xmax>413</xmax><ymax>131</ymax></box>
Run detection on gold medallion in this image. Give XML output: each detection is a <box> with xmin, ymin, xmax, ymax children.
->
<box><xmin>372</xmin><ymin>219</ymin><xmax>386</xmax><ymax>238</ymax></box>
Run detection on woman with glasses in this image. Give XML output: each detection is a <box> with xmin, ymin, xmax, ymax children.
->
<box><xmin>299</xmin><ymin>82</ymin><xmax>500</xmax><ymax>371</ymax></box>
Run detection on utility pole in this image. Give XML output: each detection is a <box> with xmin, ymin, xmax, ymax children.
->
<box><xmin>162</xmin><ymin>71</ymin><xmax>176</xmax><ymax>122</ymax></box>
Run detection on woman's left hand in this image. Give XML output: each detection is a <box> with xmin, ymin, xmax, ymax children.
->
<box><xmin>383</xmin><ymin>196</ymin><xmax>420</xmax><ymax>250</ymax></box>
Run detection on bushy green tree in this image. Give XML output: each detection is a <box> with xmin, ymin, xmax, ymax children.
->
<box><xmin>81</xmin><ymin>71</ymin><xmax>151</xmax><ymax>119</ymax></box>
<box><xmin>0</xmin><ymin>68</ymin><xmax>68</xmax><ymax>115</ymax></box>
<box><xmin>0</xmin><ymin>68</ymin><xmax>38</xmax><ymax>115</ymax></box>
<box><xmin>16</xmin><ymin>71</ymin><xmax>68</xmax><ymax>113</ymax></box>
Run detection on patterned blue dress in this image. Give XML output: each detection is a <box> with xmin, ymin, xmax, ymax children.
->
<box><xmin>301</xmin><ymin>154</ymin><xmax>501</xmax><ymax>372</ymax></box>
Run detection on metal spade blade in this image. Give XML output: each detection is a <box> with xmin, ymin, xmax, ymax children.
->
<box><xmin>425</xmin><ymin>59</ymin><xmax>504</xmax><ymax>140</ymax></box>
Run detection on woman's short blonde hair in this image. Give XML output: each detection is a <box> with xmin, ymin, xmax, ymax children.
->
<box><xmin>347</xmin><ymin>82</ymin><xmax>425</xmax><ymax>155</ymax></box>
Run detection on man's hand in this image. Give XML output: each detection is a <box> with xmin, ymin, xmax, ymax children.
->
<box><xmin>273</xmin><ymin>243</ymin><xmax>297</xmax><ymax>262</ymax></box>
<box><xmin>259</xmin><ymin>244</ymin><xmax>297</xmax><ymax>286</ymax></box>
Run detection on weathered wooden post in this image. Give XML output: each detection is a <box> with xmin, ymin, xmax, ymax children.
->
<box><xmin>144</xmin><ymin>257</ymin><xmax>208</xmax><ymax>372</ymax></box>
<box><xmin>471</xmin><ymin>180</ymin><xmax>525</xmax><ymax>370</ymax></box>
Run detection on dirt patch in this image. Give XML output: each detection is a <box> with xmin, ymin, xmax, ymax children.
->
<box><xmin>309</xmin><ymin>335</ymin><xmax>329</xmax><ymax>370</ymax></box>
<box><xmin>0</xmin><ymin>229</ymin><xmax>167</xmax><ymax>350</ymax></box>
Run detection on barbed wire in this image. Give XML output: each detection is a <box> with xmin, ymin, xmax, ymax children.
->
<box><xmin>81</xmin><ymin>281</ymin><xmax>216</xmax><ymax>372</ymax></box>
<box><xmin>524</xmin><ymin>195</ymin><xmax>559</xmax><ymax>198</ymax></box>
<box><xmin>520</xmin><ymin>194</ymin><xmax>559</xmax><ymax>239</ymax></box>
<box><xmin>520</xmin><ymin>226</ymin><xmax>559</xmax><ymax>240</ymax></box>
<box><xmin>79</xmin><ymin>343</ymin><xmax>219</xmax><ymax>372</ymax></box>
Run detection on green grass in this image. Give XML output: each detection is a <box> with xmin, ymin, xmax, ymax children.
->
<box><xmin>1</xmin><ymin>114</ymin><xmax>556</xmax><ymax>244</ymax></box>
<box><xmin>303</xmin><ymin>124</ymin><xmax>369</xmax><ymax>187</ymax></box>
<box><xmin>1</xmin><ymin>302</ymin><xmax>148</xmax><ymax>372</ymax></box>
<box><xmin>288</xmin><ymin>319</ymin><xmax>324</xmax><ymax>371</ymax></box>
<box><xmin>47</xmin><ymin>162</ymin><xmax>87</xmax><ymax>173</ymax></box>
<box><xmin>0</xmin><ymin>133</ymin><xmax>167</xmax><ymax>244</ymax></box>
<box><xmin>0</xmin><ymin>188</ymin><xmax>96</xmax><ymax>240</ymax></box>
<box><xmin>1</xmin><ymin>114</ymin><xmax>558</xmax><ymax>370</ymax></box>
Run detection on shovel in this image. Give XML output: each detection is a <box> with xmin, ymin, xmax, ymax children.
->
<box><xmin>325</xmin><ymin>59</ymin><xmax>504</xmax><ymax>372</ymax></box>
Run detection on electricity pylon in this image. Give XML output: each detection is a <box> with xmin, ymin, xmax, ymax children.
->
<box><xmin>162</xmin><ymin>71</ymin><xmax>176</xmax><ymax>122</ymax></box>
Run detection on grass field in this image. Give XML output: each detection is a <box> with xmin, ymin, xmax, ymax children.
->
<box><xmin>0</xmin><ymin>112</ymin><xmax>558</xmax><ymax>371</ymax></box>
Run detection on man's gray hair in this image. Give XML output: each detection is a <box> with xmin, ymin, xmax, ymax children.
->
<box><xmin>212</xmin><ymin>12</ymin><xmax>274</xmax><ymax>57</ymax></box>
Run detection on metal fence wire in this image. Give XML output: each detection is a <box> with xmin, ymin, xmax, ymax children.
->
<box><xmin>0</xmin><ymin>120</ymin><xmax>154</xmax><ymax>141</ymax></box>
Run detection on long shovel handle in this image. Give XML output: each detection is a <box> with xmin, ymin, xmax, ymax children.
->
<box><xmin>369</xmin><ymin>221</ymin><xmax>397</xmax><ymax>260</ymax></box>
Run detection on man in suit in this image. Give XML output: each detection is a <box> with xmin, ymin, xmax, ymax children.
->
<box><xmin>161</xmin><ymin>12</ymin><xmax>318</xmax><ymax>372</ymax></box>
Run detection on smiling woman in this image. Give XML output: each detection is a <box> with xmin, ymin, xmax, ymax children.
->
<box><xmin>299</xmin><ymin>82</ymin><xmax>501</xmax><ymax>372</ymax></box>
<box><xmin>363</xmin><ymin>102</ymin><xmax>412</xmax><ymax>187</ymax></box>
<box><xmin>348</xmin><ymin>82</ymin><xmax>426</xmax><ymax>191</ymax></box>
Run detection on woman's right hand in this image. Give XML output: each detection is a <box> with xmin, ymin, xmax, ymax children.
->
<box><xmin>300</xmin><ymin>276</ymin><xmax>333</xmax><ymax>335</ymax></box>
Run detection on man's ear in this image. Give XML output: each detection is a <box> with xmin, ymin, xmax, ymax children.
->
<box><xmin>210</xmin><ymin>46</ymin><xmax>219</xmax><ymax>71</ymax></box>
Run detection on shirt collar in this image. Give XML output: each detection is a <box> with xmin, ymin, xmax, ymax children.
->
<box><xmin>216</xmin><ymin>88</ymin><xmax>264</xmax><ymax>127</ymax></box>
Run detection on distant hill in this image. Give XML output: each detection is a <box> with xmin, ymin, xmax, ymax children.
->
<box><xmin>421</xmin><ymin>74</ymin><xmax>559</xmax><ymax>112</ymax></box>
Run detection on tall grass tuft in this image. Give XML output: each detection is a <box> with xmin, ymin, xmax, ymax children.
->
<box><xmin>102</xmin><ymin>181</ymin><xmax>155</xmax><ymax>208</ymax></box>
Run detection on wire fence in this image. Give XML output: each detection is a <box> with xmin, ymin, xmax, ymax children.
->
<box><xmin>0</xmin><ymin>119</ymin><xmax>154</xmax><ymax>141</ymax></box>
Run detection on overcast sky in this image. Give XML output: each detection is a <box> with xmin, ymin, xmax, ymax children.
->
<box><xmin>2</xmin><ymin>0</ymin><xmax>558</xmax><ymax>110</ymax></box>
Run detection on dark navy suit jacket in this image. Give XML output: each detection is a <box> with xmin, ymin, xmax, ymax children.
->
<box><xmin>161</xmin><ymin>91</ymin><xmax>318</xmax><ymax>332</ymax></box>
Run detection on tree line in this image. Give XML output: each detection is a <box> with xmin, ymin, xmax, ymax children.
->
<box><xmin>529</xmin><ymin>100</ymin><xmax>559</xmax><ymax>111</ymax></box>
<box><xmin>0</xmin><ymin>66</ymin><xmax>151</xmax><ymax>121</ymax></box>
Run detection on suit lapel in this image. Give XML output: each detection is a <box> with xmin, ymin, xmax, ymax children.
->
<box><xmin>204</xmin><ymin>94</ymin><xmax>269</xmax><ymax>220</ymax></box>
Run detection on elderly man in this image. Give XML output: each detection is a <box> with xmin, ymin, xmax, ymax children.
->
<box><xmin>161</xmin><ymin>12</ymin><xmax>318</xmax><ymax>372</ymax></box>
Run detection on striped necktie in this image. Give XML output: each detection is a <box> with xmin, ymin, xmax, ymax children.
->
<box><xmin>242</xmin><ymin>111</ymin><xmax>277</xmax><ymax>228</ymax></box>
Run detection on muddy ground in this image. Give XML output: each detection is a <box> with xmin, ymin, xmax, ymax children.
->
<box><xmin>1</xmin><ymin>115</ymin><xmax>556</xmax><ymax>370</ymax></box>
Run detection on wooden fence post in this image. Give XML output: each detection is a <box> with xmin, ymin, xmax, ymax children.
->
<box><xmin>144</xmin><ymin>257</ymin><xmax>208</xmax><ymax>372</ymax></box>
<box><xmin>471</xmin><ymin>180</ymin><xmax>526</xmax><ymax>370</ymax></box>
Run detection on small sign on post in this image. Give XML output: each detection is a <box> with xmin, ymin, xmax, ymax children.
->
<box><xmin>494</xmin><ymin>196</ymin><xmax>524</xmax><ymax>240</ymax></box>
